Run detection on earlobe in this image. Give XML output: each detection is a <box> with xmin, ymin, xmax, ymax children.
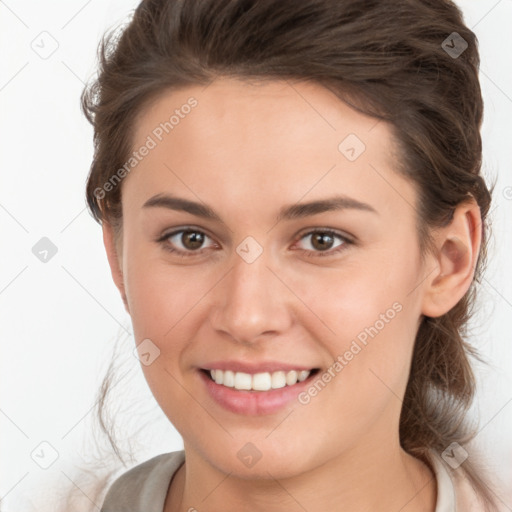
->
<box><xmin>102</xmin><ymin>221</ymin><xmax>130</xmax><ymax>314</ymax></box>
<box><xmin>421</xmin><ymin>200</ymin><xmax>482</xmax><ymax>318</ymax></box>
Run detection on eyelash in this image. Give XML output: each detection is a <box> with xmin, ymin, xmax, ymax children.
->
<box><xmin>156</xmin><ymin>227</ymin><xmax>353</xmax><ymax>259</ymax></box>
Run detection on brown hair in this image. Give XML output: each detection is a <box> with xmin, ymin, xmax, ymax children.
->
<box><xmin>78</xmin><ymin>0</ymin><xmax>500</xmax><ymax>509</ymax></box>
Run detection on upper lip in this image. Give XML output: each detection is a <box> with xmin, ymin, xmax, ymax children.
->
<box><xmin>200</xmin><ymin>360</ymin><xmax>318</xmax><ymax>374</ymax></box>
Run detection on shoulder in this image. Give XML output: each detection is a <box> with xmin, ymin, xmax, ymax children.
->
<box><xmin>101</xmin><ymin>450</ymin><xmax>185</xmax><ymax>512</ymax></box>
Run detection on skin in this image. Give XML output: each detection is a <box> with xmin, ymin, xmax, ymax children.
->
<box><xmin>103</xmin><ymin>78</ymin><xmax>482</xmax><ymax>512</ymax></box>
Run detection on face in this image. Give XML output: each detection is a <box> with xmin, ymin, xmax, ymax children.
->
<box><xmin>110</xmin><ymin>78</ymin><xmax>433</xmax><ymax>478</ymax></box>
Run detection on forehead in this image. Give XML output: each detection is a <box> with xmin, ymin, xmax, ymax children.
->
<box><xmin>125</xmin><ymin>77</ymin><xmax>415</xmax><ymax>221</ymax></box>
<box><xmin>133</xmin><ymin>77</ymin><xmax>390</xmax><ymax>159</ymax></box>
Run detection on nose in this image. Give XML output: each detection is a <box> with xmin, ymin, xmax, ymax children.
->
<box><xmin>209</xmin><ymin>249</ymin><xmax>293</xmax><ymax>345</ymax></box>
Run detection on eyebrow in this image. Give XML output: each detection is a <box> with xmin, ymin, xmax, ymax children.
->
<box><xmin>142</xmin><ymin>193</ymin><xmax>378</xmax><ymax>222</ymax></box>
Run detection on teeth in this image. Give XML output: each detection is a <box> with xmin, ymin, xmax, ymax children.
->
<box><xmin>208</xmin><ymin>369</ymin><xmax>312</xmax><ymax>391</ymax></box>
<box><xmin>298</xmin><ymin>370</ymin><xmax>310</xmax><ymax>382</ymax></box>
<box><xmin>252</xmin><ymin>372</ymin><xmax>272</xmax><ymax>391</ymax></box>
<box><xmin>223</xmin><ymin>370</ymin><xmax>235</xmax><ymax>387</ymax></box>
<box><xmin>234</xmin><ymin>372</ymin><xmax>252</xmax><ymax>390</ymax></box>
<box><xmin>286</xmin><ymin>370</ymin><xmax>298</xmax><ymax>385</ymax></box>
<box><xmin>271</xmin><ymin>371</ymin><xmax>286</xmax><ymax>389</ymax></box>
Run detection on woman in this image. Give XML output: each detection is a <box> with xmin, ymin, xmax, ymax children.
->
<box><xmin>80</xmin><ymin>0</ymin><xmax>505</xmax><ymax>510</ymax></box>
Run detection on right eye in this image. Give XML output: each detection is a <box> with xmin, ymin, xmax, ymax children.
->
<box><xmin>157</xmin><ymin>228</ymin><xmax>218</xmax><ymax>256</ymax></box>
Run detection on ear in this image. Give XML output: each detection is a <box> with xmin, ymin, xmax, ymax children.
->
<box><xmin>421</xmin><ymin>197</ymin><xmax>482</xmax><ymax>318</ymax></box>
<box><xmin>102</xmin><ymin>221</ymin><xmax>130</xmax><ymax>314</ymax></box>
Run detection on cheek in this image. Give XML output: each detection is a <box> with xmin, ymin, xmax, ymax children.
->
<box><xmin>123</xmin><ymin>257</ymin><xmax>209</xmax><ymax>417</ymax></box>
<box><xmin>291</xmin><ymin>248</ymin><xmax>419</xmax><ymax>340</ymax></box>
<box><xmin>123</xmin><ymin>241</ymin><xmax>210</xmax><ymax>339</ymax></box>
<box><xmin>291</xmin><ymin>250</ymin><xmax>422</xmax><ymax>401</ymax></box>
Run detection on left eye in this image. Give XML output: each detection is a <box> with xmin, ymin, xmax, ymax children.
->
<box><xmin>295</xmin><ymin>230</ymin><xmax>348</xmax><ymax>254</ymax></box>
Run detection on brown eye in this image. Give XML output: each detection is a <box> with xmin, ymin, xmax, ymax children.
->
<box><xmin>181</xmin><ymin>230</ymin><xmax>205</xmax><ymax>250</ymax></box>
<box><xmin>160</xmin><ymin>228</ymin><xmax>216</xmax><ymax>255</ymax></box>
<box><xmin>310</xmin><ymin>232</ymin><xmax>335</xmax><ymax>251</ymax></box>
<box><xmin>294</xmin><ymin>229</ymin><xmax>351</xmax><ymax>257</ymax></box>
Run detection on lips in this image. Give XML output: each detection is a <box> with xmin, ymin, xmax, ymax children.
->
<box><xmin>198</xmin><ymin>363</ymin><xmax>320</xmax><ymax>415</ymax></box>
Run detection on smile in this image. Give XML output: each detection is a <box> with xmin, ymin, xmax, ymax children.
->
<box><xmin>206</xmin><ymin>368</ymin><xmax>316</xmax><ymax>391</ymax></box>
<box><xmin>199</xmin><ymin>367</ymin><xmax>321</xmax><ymax>415</ymax></box>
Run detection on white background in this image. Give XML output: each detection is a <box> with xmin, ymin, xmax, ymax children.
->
<box><xmin>1</xmin><ymin>1</ymin><xmax>511</xmax><ymax>510</ymax></box>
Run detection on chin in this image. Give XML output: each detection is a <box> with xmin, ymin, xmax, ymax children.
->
<box><xmin>202</xmin><ymin>443</ymin><xmax>317</xmax><ymax>481</ymax></box>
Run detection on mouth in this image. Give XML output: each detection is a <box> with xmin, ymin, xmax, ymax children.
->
<box><xmin>200</xmin><ymin>368</ymin><xmax>321</xmax><ymax>392</ymax></box>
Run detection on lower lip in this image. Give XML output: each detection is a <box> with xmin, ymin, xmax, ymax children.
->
<box><xmin>198</xmin><ymin>370</ymin><xmax>317</xmax><ymax>416</ymax></box>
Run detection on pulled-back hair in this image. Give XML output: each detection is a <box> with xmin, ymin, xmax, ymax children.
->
<box><xmin>77</xmin><ymin>0</ymin><xmax>500</xmax><ymax>509</ymax></box>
